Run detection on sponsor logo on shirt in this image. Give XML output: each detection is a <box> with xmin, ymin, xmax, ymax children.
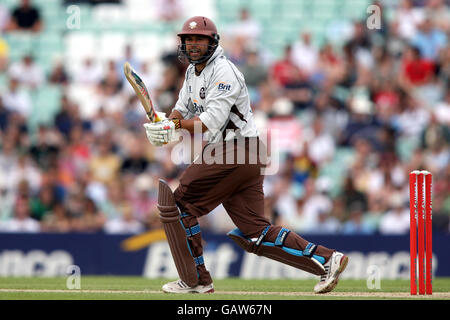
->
<box><xmin>216</xmin><ymin>81</ymin><xmax>231</xmax><ymax>91</ymax></box>
<box><xmin>188</xmin><ymin>98</ymin><xmax>204</xmax><ymax>113</ymax></box>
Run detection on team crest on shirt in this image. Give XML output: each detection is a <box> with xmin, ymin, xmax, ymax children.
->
<box><xmin>199</xmin><ymin>87</ymin><xmax>206</xmax><ymax>99</ymax></box>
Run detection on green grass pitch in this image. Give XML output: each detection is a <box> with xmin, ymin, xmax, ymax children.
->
<box><xmin>1</xmin><ymin>277</ymin><xmax>449</xmax><ymax>300</ymax></box>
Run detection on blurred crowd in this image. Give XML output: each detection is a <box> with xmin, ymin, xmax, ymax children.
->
<box><xmin>0</xmin><ymin>0</ymin><xmax>448</xmax><ymax>235</ymax></box>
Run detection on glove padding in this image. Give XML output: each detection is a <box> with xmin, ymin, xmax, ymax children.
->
<box><xmin>144</xmin><ymin>119</ymin><xmax>177</xmax><ymax>146</ymax></box>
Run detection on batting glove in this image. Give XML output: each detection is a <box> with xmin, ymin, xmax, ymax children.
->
<box><xmin>144</xmin><ymin>119</ymin><xmax>177</xmax><ymax>146</ymax></box>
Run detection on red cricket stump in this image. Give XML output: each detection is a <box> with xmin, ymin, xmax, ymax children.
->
<box><xmin>410</xmin><ymin>170</ymin><xmax>432</xmax><ymax>296</ymax></box>
<box><xmin>424</xmin><ymin>172</ymin><xmax>432</xmax><ymax>295</ymax></box>
<box><xmin>417</xmin><ymin>172</ymin><xmax>425</xmax><ymax>294</ymax></box>
<box><xmin>409</xmin><ymin>172</ymin><xmax>417</xmax><ymax>295</ymax></box>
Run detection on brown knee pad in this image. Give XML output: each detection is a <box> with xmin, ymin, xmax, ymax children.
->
<box><xmin>227</xmin><ymin>226</ymin><xmax>328</xmax><ymax>276</ymax></box>
<box><xmin>157</xmin><ymin>179</ymin><xmax>198</xmax><ymax>287</ymax></box>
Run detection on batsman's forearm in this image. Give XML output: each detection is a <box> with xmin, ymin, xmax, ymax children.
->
<box><xmin>178</xmin><ymin>117</ymin><xmax>208</xmax><ymax>134</ymax></box>
<box><xmin>168</xmin><ymin>110</ymin><xmax>184</xmax><ymax>120</ymax></box>
<box><xmin>168</xmin><ymin>111</ymin><xmax>207</xmax><ymax>133</ymax></box>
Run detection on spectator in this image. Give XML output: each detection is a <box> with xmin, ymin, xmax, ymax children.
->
<box><xmin>70</xmin><ymin>197</ymin><xmax>106</xmax><ymax>232</ymax></box>
<box><xmin>67</xmin><ymin>124</ymin><xmax>92</xmax><ymax>175</ymax></box>
<box><xmin>424</xmin><ymin>0</ymin><xmax>450</xmax><ymax>33</ymax></box>
<box><xmin>346</xmin><ymin>21</ymin><xmax>373</xmax><ymax>71</ymax></box>
<box><xmin>0</xmin><ymin>35</ymin><xmax>9</xmax><ymax>72</ymax></box>
<box><xmin>421</xmin><ymin>114</ymin><xmax>450</xmax><ymax>173</ymax></box>
<box><xmin>29</xmin><ymin>186</ymin><xmax>55</xmax><ymax>221</ymax></box>
<box><xmin>0</xmin><ymin>4</ymin><xmax>10</xmax><ymax>32</ymax></box>
<box><xmin>88</xmin><ymin>136</ymin><xmax>121</xmax><ymax>185</ymax></box>
<box><xmin>412</xmin><ymin>17</ymin><xmax>447</xmax><ymax>62</ymax></box>
<box><xmin>300</xmin><ymin>177</ymin><xmax>333</xmax><ymax>232</ymax></box>
<box><xmin>291</xmin><ymin>31</ymin><xmax>319</xmax><ymax>76</ymax></box>
<box><xmin>433</xmin><ymin>89</ymin><xmax>450</xmax><ymax>125</ymax></box>
<box><xmin>341</xmin><ymin>202</ymin><xmax>374</xmax><ymax>234</ymax></box>
<box><xmin>6</xmin><ymin>0</ymin><xmax>42</xmax><ymax>33</ymax></box>
<box><xmin>304</xmin><ymin>117</ymin><xmax>336</xmax><ymax>165</ymax></box>
<box><xmin>340</xmin><ymin>102</ymin><xmax>381</xmax><ymax>147</ymax></box>
<box><xmin>54</xmin><ymin>95</ymin><xmax>77</xmax><ymax>138</ymax></box>
<box><xmin>117</xmin><ymin>44</ymin><xmax>140</xmax><ymax>76</ymax></box>
<box><xmin>120</xmin><ymin>137</ymin><xmax>150</xmax><ymax>176</ymax></box>
<box><xmin>2</xmin><ymin>77</ymin><xmax>32</xmax><ymax>119</ymax></box>
<box><xmin>73</xmin><ymin>57</ymin><xmax>103</xmax><ymax>85</ymax></box>
<box><xmin>97</xmin><ymin>61</ymin><xmax>126</xmax><ymax>115</ymax></box>
<box><xmin>392</xmin><ymin>0</ymin><xmax>425</xmax><ymax>40</ymax></box>
<box><xmin>98</xmin><ymin>179</ymin><xmax>130</xmax><ymax>220</ymax></box>
<box><xmin>154</xmin><ymin>0</ymin><xmax>183</xmax><ymax>22</ymax></box>
<box><xmin>341</xmin><ymin>175</ymin><xmax>368</xmax><ymax>214</ymax></box>
<box><xmin>0</xmin><ymin>195</ymin><xmax>40</xmax><ymax>232</ymax></box>
<box><xmin>379</xmin><ymin>193</ymin><xmax>410</xmax><ymax>234</ymax></box>
<box><xmin>48</xmin><ymin>58</ymin><xmax>69</xmax><ymax>85</ymax></box>
<box><xmin>266</xmin><ymin>98</ymin><xmax>303</xmax><ymax>155</ymax></box>
<box><xmin>308</xmin><ymin>208</ymin><xmax>341</xmax><ymax>234</ymax></box>
<box><xmin>399</xmin><ymin>46</ymin><xmax>435</xmax><ymax>89</ymax></box>
<box><xmin>361</xmin><ymin>195</ymin><xmax>385</xmax><ymax>233</ymax></box>
<box><xmin>270</xmin><ymin>45</ymin><xmax>302</xmax><ymax>88</ymax></box>
<box><xmin>9</xmin><ymin>154</ymin><xmax>42</xmax><ymax>197</ymax></box>
<box><xmin>0</xmin><ymin>95</ymin><xmax>11</xmax><ymax>132</ymax></box>
<box><xmin>40</xmin><ymin>203</ymin><xmax>71</xmax><ymax>232</ymax></box>
<box><xmin>129</xmin><ymin>174</ymin><xmax>157</xmax><ymax>223</ymax></box>
<box><xmin>228</xmin><ymin>8</ymin><xmax>262</xmax><ymax>44</ymax></box>
<box><xmin>122</xmin><ymin>95</ymin><xmax>144</xmax><ymax>132</ymax></box>
<box><xmin>313</xmin><ymin>43</ymin><xmax>345</xmax><ymax>86</ymax></box>
<box><xmin>133</xmin><ymin>61</ymin><xmax>161</xmax><ymax>96</ymax></box>
<box><xmin>103</xmin><ymin>203</ymin><xmax>144</xmax><ymax>234</ymax></box>
<box><xmin>29</xmin><ymin>125</ymin><xmax>61</xmax><ymax>170</ymax></box>
<box><xmin>239</xmin><ymin>48</ymin><xmax>267</xmax><ymax>104</ymax></box>
<box><xmin>284</xmin><ymin>69</ymin><xmax>315</xmax><ymax>111</ymax></box>
<box><xmin>393</xmin><ymin>92</ymin><xmax>430</xmax><ymax>138</ymax></box>
<box><xmin>0</xmin><ymin>134</ymin><xmax>19</xmax><ymax>182</ymax></box>
<box><xmin>8</xmin><ymin>55</ymin><xmax>44</xmax><ymax>89</ymax></box>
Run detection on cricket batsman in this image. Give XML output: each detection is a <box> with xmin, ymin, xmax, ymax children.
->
<box><xmin>143</xmin><ymin>16</ymin><xmax>348</xmax><ymax>294</ymax></box>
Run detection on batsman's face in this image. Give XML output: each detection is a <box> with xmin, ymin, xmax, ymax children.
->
<box><xmin>184</xmin><ymin>35</ymin><xmax>210</xmax><ymax>60</ymax></box>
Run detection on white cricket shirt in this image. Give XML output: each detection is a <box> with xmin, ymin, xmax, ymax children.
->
<box><xmin>173</xmin><ymin>46</ymin><xmax>259</xmax><ymax>143</ymax></box>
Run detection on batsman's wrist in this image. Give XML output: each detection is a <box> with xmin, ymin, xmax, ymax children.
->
<box><xmin>171</xmin><ymin>119</ymin><xmax>181</xmax><ymax>130</ymax></box>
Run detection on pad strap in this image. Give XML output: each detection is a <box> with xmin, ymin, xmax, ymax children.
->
<box><xmin>194</xmin><ymin>255</ymin><xmax>204</xmax><ymax>266</ymax></box>
<box><xmin>180</xmin><ymin>213</ymin><xmax>202</xmax><ymax>237</ymax></box>
<box><xmin>274</xmin><ymin>228</ymin><xmax>290</xmax><ymax>246</ymax></box>
<box><xmin>255</xmin><ymin>225</ymin><xmax>271</xmax><ymax>246</ymax></box>
<box><xmin>303</xmin><ymin>242</ymin><xmax>318</xmax><ymax>258</ymax></box>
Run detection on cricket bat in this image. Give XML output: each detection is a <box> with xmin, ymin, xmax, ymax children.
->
<box><xmin>123</xmin><ymin>62</ymin><xmax>161</xmax><ymax>122</ymax></box>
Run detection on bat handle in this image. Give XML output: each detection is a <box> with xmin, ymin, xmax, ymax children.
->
<box><xmin>147</xmin><ymin>112</ymin><xmax>161</xmax><ymax>122</ymax></box>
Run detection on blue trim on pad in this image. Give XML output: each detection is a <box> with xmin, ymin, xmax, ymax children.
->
<box><xmin>261</xmin><ymin>242</ymin><xmax>326</xmax><ymax>265</ymax></box>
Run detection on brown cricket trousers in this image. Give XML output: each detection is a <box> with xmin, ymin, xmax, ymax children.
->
<box><xmin>173</xmin><ymin>137</ymin><xmax>335</xmax><ymax>285</ymax></box>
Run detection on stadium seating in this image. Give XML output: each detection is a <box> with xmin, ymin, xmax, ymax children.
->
<box><xmin>28</xmin><ymin>84</ymin><xmax>63</xmax><ymax>130</ymax></box>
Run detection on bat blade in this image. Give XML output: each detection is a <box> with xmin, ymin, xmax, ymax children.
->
<box><xmin>123</xmin><ymin>62</ymin><xmax>160</xmax><ymax>122</ymax></box>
